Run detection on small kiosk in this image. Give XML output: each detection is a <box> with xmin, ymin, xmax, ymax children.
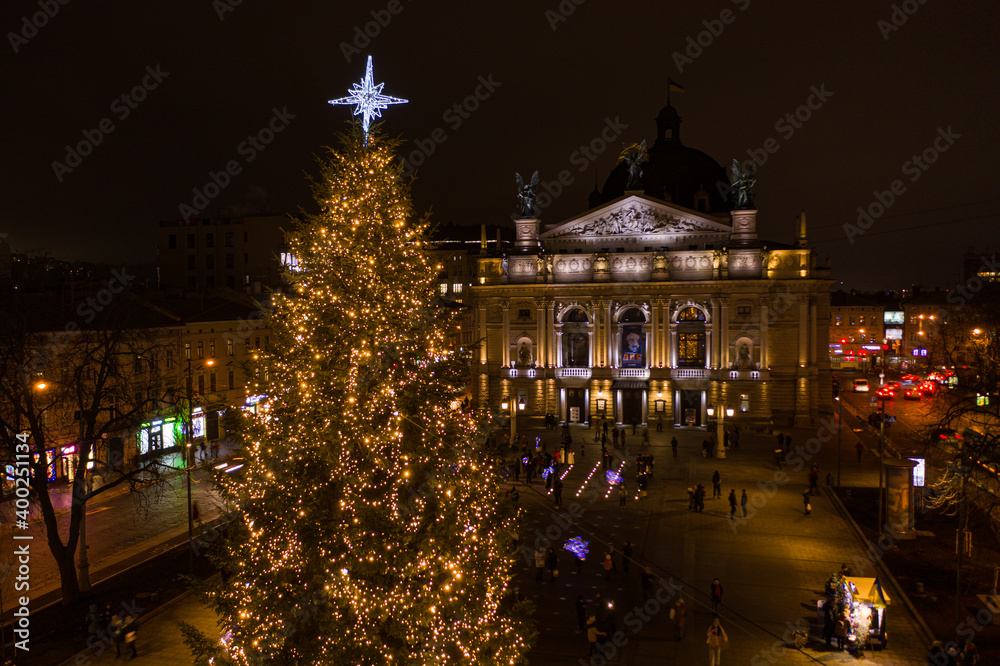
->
<box><xmin>843</xmin><ymin>577</ymin><xmax>891</xmax><ymax>650</ymax></box>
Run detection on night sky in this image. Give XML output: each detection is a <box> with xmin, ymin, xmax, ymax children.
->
<box><xmin>2</xmin><ymin>2</ymin><xmax>997</xmax><ymax>291</ymax></box>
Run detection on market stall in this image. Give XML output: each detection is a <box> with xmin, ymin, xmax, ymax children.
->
<box><xmin>842</xmin><ymin>576</ymin><xmax>890</xmax><ymax>651</ymax></box>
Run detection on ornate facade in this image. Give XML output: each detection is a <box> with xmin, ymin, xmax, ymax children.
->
<box><xmin>471</xmin><ymin>193</ymin><xmax>834</xmax><ymax>429</ymax></box>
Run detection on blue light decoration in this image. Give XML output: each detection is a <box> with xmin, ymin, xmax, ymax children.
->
<box><xmin>564</xmin><ymin>537</ymin><xmax>589</xmax><ymax>561</ymax></box>
<box><xmin>606</xmin><ymin>470</ymin><xmax>623</xmax><ymax>485</ymax></box>
<box><xmin>328</xmin><ymin>55</ymin><xmax>407</xmax><ymax>144</ymax></box>
<box><xmin>541</xmin><ymin>465</ymin><xmax>555</xmax><ymax>479</ymax></box>
<box><xmin>521</xmin><ymin>457</ymin><xmax>529</xmax><ymax>465</ymax></box>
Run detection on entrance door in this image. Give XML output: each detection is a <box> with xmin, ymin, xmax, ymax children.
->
<box><xmin>679</xmin><ymin>389</ymin><xmax>702</xmax><ymax>427</ymax></box>
<box><xmin>621</xmin><ymin>389</ymin><xmax>643</xmax><ymax>426</ymax></box>
<box><xmin>566</xmin><ymin>389</ymin><xmax>587</xmax><ymax>423</ymax></box>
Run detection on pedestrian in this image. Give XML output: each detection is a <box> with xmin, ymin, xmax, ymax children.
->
<box><xmin>657</xmin><ymin>415</ymin><xmax>664</xmax><ymax>432</ymax></box>
<box><xmin>822</xmin><ymin>601</ymin><xmax>835</xmax><ymax>646</ymax></box>
<box><xmin>586</xmin><ymin>615</ymin><xmax>605</xmax><ymax>656</ymax></box>
<box><xmin>510</xmin><ymin>487</ymin><xmax>519</xmax><ymax>506</ymax></box>
<box><xmin>671</xmin><ymin>597</ymin><xmax>687</xmax><ymax>639</ymax></box>
<box><xmin>546</xmin><ymin>547</ymin><xmax>559</xmax><ymax>581</ymax></box>
<box><xmin>834</xmin><ymin>611</ymin><xmax>849</xmax><ymax>650</ymax></box>
<box><xmin>695</xmin><ymin>484</ymin><xmax>705</xmax><ymax>513</ymax></box>
<box><xmin>710</xmin><ymin>578</ymin><xmax>723</xmax><ymax>613</ymax></box>
<box><xmin>732</xmin><ymin>426</ymin><xmax>740</xmax><ymax>449</ymax></box>
<box><xmin>534</xmin><ymin>547</ymin><xmax>545</xmax><ymax>582</ymax></box>
<box><xmin>122</xmin><ymin>613</ymin><xmax>138</xmax><ymax>659</ymax></box>
<box><xmin>608</xmin><ymin>545</ymin><xmax>618</xmax><ymax>573</ymax></box>
<box><xmin>622</xmin><ymin>541</ymin><xmax>632</xmax><ymax>573</ymax></box>
<box><xmin>613</xmin><ymin>428</ymin><xmax>619</xmax><ymax>446</ymax></box>
<box><xmin>641</xmin><ymin>568</ymin><xmax>654</xmax><ymax>601</ymax></box>
<box><xmin>740</xmin><ymin>489</ymin><xmax>748</xmax><ymax>518</ymax></box>
<box><xmin>192</xmin><ymin>500</ymin><xmax>200</xmax><ymax>522</ymax></box>
<box><xmin>576</xmin><ymin>595</ymin><xmax>587</xmax><ymax>631</ymax></box>
<box><xmin>809</xmin><ymin>465</ymin><xmax>819</xmax><ymax>491</ymax></box>
<box><xmin>785</xmin><ymin>433</ymin><xmax>792</xmax><ymax>451</ymax></box>
<box><xmin>620</xmin><ymin>430</ymin><xmax>627</xmax><ymax>450</ymax></box>
<box><xmin>711</xmin><ymin>470</ymin><xmax>721</xmax><ymax>499</ymax></box>
<box><xmin>84</xmin><ymin>603</ymin><xmax>100</xmax><ymax>645</ymax></box>
<box><xmin>618</xmin><ymin>483</ymin><xmax>627</xmax><ymax>507</ymax></box>
<box><xmin>687</xmin><ymin>487</ymin><xmax>695</xmax><ymax>511</ymax></box>
<box><xmin>856</xmin><ymin>440</ymin><xmax>864</xmax><ymax>463</ymax></box>
<box><xmin>603</xmin><ymin>419</ymin><xmax>609</xmax><ymax>436</ymax></box>
<box><xmin>706</xmin><ymin>617</ymin><xmax>728</xmax><ymax>666</ymax></box>
<box><xmin>642</xmin><ymin>428</ymin><xmax>649</xmax><ymax>448</ymax></box>
<box><xmin>603</xmin><ymin>553</ymin><xmax>613</xmax><ymax>580</ymax></box>
<box><xmin>777</xmin><ymin>431</ymin><xmax>785</xmax><ymax>451</ymax></box>
<box><xmin>553</xmin><ymin>478</ymin><xmax>563</xmax><ymax>507</ymax></box>
<box><xmin>671</xmin><ymin>435</ymin><xmax>678</xmax><ymax>457</ymax></box>
<box><xmin>109</xmin><ymin>611</ymin><xmax>125</xmax><ymax>658</ymax></box>
<box><xmin>803</xmin><ymin>489</ymin><xmax>812</xmax><ymax>515</ymax></box>
<box><xmin>728</xmin><ymin>489</ymin><xmax>737</xmax><ymax>520</ymax></box>
<box><xmin>723</xmin><ymin>429</ymin><xmax>730</xmax><ymax>450</ymax></box>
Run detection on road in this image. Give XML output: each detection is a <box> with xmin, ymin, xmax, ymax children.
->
<box><xmin>0</xmin><ymin>460</ymin><xmax>227</xmax><ymax>613</ymax></box>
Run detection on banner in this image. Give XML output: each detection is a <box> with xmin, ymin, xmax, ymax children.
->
<box><xmin>621</xmin><ymin>325</ymin><xmax>644</xmax><ymax>368</ymax></box>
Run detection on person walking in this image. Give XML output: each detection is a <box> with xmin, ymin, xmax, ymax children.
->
<box><xmin>622</xmin><ymin>541</ymin><xmax>632</xmax><ymax>573</ymax></box>
<box><xmin>122</xmin><ymin>613</ymin><xmax>138</xmax><ymax>660</ymax></box>
<box><xmin>534</xmin><ymin>547</ymin><xmax>546</xmax><ymax>582</ymax></box>
<box><xmin>856</xmin><ymin>440</ymin><xmax>864</xmax><ymax>462</ymax></box>
<box><xmin>822</xmin><ymin>601</ymin><xmax>836</xmax><ymax>646</ymax></box>
<box><xmin>602</xmin><ymin>553</ymin><xmax>613</xmax><ymax>580</ymax></box>
<box><xmin>612</xmin><ymin>428</ymin><xmax>619</xmax><ymax>447</ymax></box>
<box><xmin>732</xmin><ymin>426</ymin><xmax>740</xmax><ymax>449</ymax></box>
<box><xmin>576</xmin><ymin>595</ymin><xmax>587</xmax><ymax>631</ymax></box>
<box><xmin>803</xmin><ymin>489</ymin><xmax>812</xmax><ymax>515</ymax></box>
<box><xmin>657</xmin><ymin>415</ymin><xmax>664</xmax><ymax>432</ymax></box>
<box><xmin>834</xmin><ymin>611</ymin><xmax>849</xmax><ymax>650</ymax></box>
<box><xmin>618</xmin><ymin>483</ymin><xmax>627</xmax><ymax>507</ymax></box>
<box><xmin>710</xmin><ymin>578</ymin><xmax>723</xmax><ymax>613</ymax></box>
<box><xmin>607</xmin><ymin>545</ymin><xmax>618</xmax><ymax>573</ymax></box>
<box><xmin>695</xmin><ymin>484</ymin><xmax>705</xmax><ymax>513</ymax></box>
<box><xmin>586</xmin><ymin>615</ymin><xmax>605</xmax><ymax>656</ymax></box>
<box><xmin>740</xmin><ymin>489</ymin><xmax>748</xmax><ymax>518</ymax></box>
<box><xmin>671</xmin><ymin>435</ymin><xmax>678</xmax><ymax>457</ymax></box>
<box><xmin>706</xmin><ymin>617</ymin><xmax>728</xmax><ymax>666</ymax></box>
<box><xmin>603</xmin><ymin>419</ymin><xmax>609</xmax><ymax>437</ymax></box>
<box><xmin>553</xmin><ymin>478</ymin><xmax>563</xmax><ymax>507</ymax></box>
<box><xmin>728</xmin><ymin>489</ymin><xmax>737</xmax><ymax>520</ymax></box>
<box><xmin>546</xmin><ymin>547</ymin><xmax>559</xmax><ymax>581</ymax></box>
<box><xmin>620</xmin><ymin>430</ymin><xmax>627</xmax><ymax>450</ymax></box>
<box><xmin>641</xmin><ymin>568</ymin><xmax>654</xmax><ymax>601</ymax></box>
<box><xmin>809</xmin><ymin>465</ymin><xmax>819</xmax><ymax>491</ymax></box>
<box><xmin>687</xmin><ymin>487</ymin><xmax>696</xmax><ymax>511</ymax></box>
<box><xmin>513</xmin><ymin>456</ymin><xmax>521</xmax><ymax>482</ymax></box>
<box><xmin>711</xmin><ymin>470</ymin><xmax>721</xmax><ymax>499</ymax></box>
<box><xmin>671</xmin><ymin>597</ymin><xmax>687</xmax><ymax>639</ymax></box>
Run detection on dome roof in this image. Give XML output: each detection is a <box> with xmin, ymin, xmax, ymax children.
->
<box><xmin>593</xmin><ymin>103</ymin><xmax>731</xmax><ymax>214</ymax></box>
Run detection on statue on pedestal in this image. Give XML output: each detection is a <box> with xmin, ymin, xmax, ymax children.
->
<box><xmin>517</xmin><ymin>341</ymin><xmax>533</xmax><ymax>368</ymax></box>
<box><xmin>729</xmin><ymin>159</ymin><xmax>756</xmax><ymax>210</ymax></box>
<box><xmin>735</xmin><ymin>343</ymin><xmax>753</xmax><ymax>370</ymax></box>
<box><xmin>515</xmin><ymin>171</ymin><xmax>539</xmax><ymax>218</ymax></box>
<box><xmin>619</xmin><ymin>140</ymin><xmax>648</xmax><ymax>190</ymax></box>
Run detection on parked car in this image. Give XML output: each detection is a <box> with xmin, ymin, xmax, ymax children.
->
<box><xmin>854</xmin><ymin>378</ymin><xmax>870</xmax><ymax>393</ymax></box>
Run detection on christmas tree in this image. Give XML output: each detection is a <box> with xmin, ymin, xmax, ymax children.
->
<box><xmin>185</xmin><ymin>129</ymin><xmax>534</xmax><ymax>664</ymax></box>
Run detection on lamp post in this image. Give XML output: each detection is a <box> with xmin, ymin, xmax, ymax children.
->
<box><xmin>186</xmin><ymin>356</ymin><xmax>213</xmax><ymax>573</ymax></box>
<box><xmin>500</xmin><ymin>395</ymin><xmax>525</xmax><ymax>443</ymax></box>
<box><xmin>706</xmin><ymin>405</ymin><xmax>733</xmax><ymax>459</ymax></box>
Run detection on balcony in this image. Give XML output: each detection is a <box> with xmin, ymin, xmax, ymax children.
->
<box><xmin>613</xmin><ymin>367</ymin><xmax>650</xmax><ymax>380</ymax></box>
<box><xmin>505</xmin><ymin>367</ymin><xmax>537</xmax><ymax>378</ymax></box>
<box><xmin>555</xmin><ymin>367</ymin><xmax>592</xmax><ymax>380</ymax></box>
<box><xmin>726</xmin><ymin>369</ymin><xmax>769</xmax><ymax>381</ymax></box>
<box><xmin>671</xmin><ymin>367</ymin><xmax>710</xmax><ymax>380</ymax></box>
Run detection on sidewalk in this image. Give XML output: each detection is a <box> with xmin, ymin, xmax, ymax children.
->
<box><xmin>60</xmin><ymin>422</ymin><xmax>934</xmax><ymax>665</ymax></box>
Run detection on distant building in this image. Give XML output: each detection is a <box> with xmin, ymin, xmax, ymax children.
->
<box><xmin>156</xmin><ymin>213</ymin><xmax>290</xmax><ymax>290</ymax></box>
<box><xmin>829</xmin><ymin>291</ymin><xmax>887</xmax><ymax>372</ymax></box>
<box><xmin>962</xmin><ymin>250</ymin><xmax>1000</xmax><ymax>284</ymax></box>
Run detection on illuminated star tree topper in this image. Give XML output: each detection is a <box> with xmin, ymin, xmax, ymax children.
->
<box><xmin>328</xmin><ymin>55</ymin><xmax>407</xmax><ymax>144</ymax></box>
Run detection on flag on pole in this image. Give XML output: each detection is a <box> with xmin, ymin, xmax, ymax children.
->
<box><xmin>668</xmin><ymin>78</ymin><xmax>685</xmax><ymax>93</ymax></box>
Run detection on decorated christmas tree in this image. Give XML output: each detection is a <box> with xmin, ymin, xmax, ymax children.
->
<box><xmin>185</xmin><ymin>129</ymin><xmax>534</xmax><ymax>664</ymax></box>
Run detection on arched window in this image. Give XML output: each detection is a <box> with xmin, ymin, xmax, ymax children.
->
<box><xmin>561</xmin><ymin>308</ymin><xmax>590</xmax><ymax>367</ymax></box>
<box><xmin>618</xmin><ymin>307</ymin><xmax>646</xmax><ymax>368</ymax></box>
<box><xmin>676</xmin><ymin>306</ymin><xmax>706</xmax><ymax>367</ymax></box>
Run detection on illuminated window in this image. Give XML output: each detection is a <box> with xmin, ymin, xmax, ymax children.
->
<box><xmin>452</xmin><ymin>283</ymin><xmax>463</xmax><ymax>294</ymax></box>
<box><xmin>439</xmin><ymin>283</ymin><xmax>448</xmax><ymax>295</ymax></box>
<box><xmin>227</xmin><ymin>339</ymin><xmax>234</xmax><ymax>356</ymax></box>
<box><xmin>740</xmin><ymin>394</ymin><xmax>750</xmax><ymax>413</ymax></box>
<box><xmin>835</xmin><ymin>316</ymin><xmax>842</xmax><ymax>326</ymax></box>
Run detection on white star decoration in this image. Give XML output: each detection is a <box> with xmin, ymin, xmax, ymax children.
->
<box><xmin>328</xmin><ymin>56</ymin><xmax>407</xmax><ymax>144</ymax></box>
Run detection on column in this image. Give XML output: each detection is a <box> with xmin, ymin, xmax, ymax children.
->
<box><xmin>555</xmin><ymin>331</ymin><xmax>563</xmax><ymax>368</ymax></box>
<box><xmin>670</xmin><ymin>328</ymin><xmax>678</xmax><ymax>368</ymax></box>
<box><xmin>720</xmin><ymin>298</ymin><xmax>730</xmax><ymax>369</ymax></box>
<box><xmin>535</xmin><ymin>299</ymin><xmax>546</xmax><ymax>368</ymax></box>
<box><xmin>809</xmin><ymin>299</ymin><xmax>818</xmax><ymax>365</ymax></box>
<box><xmin>711</xmin><ymin>298</ymin><xmax>720</xmax><ymax>369</ymax></box>
<box><xmin>651</xmin><ymin>300</ymin><xmax>661</xmax><ymax>366</ymax></box>
<box><xmin>759</xmin><ymin>296</ymin><xmax>768</xmax><ymax>370</ymax></box>
<box><xmin>478</xmin><ymin>303</ymin><xmax>488</xmax><ymax>365</ymax></box>
<box><xmin>799</xmin><ymin>299</ymin><xmax>809</xmax><ymax>366</ymax></box>
<box><xmin>705</xmin><ymin>329</ymin><xmax>713</xmax><ymax>369</ymax></box>
<box><xmin>588</xmin><ymin>324</ymin><xmax>594</xmax><ymax>367</ymax></box>
<box><xmin>547</xmin><ymin>301</ymin><xmax>557</xmax><ymax>366</ymax></box>
<box><xmin>606</xmin><ymin>301</ymin><xmax>615</xmax><ymax>367</ymax></box>
<box><xmin>501</xmin><ymin>299</ymin><xmax>511</xmax><ymax>367</ymax></box>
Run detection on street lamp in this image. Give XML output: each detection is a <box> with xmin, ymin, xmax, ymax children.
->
<box><xmin>500</xmin><ymin>395</ymin><xmax>525</xmax><ymax>443</ymax></box>
<box><xmin>706</xmin><ymin>405</ymin><xmax>733</xmax><ymax>459</ymax></box>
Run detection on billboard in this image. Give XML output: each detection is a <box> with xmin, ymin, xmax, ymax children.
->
<box><xmin>621</xmin><ymin>325</ymin><xmax>644</xmax><ymax>368</ymax></box>
<box><xmin>884</xmin><ymin>311</ymin><xmax>905</xmax><ymax>325</ymax></box>
<box><xmin>885</xmin><ymin>328</ymin><xmax>902</xmax><ymax>340</ymax></box>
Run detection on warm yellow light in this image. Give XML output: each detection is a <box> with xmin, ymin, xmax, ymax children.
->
<box><xmin>500</xmin><ymin>399</ymin><xmax>509</xmax><ymax>410</ymax></box>
<box><xmin>206</xmin><ymin>359</ymin><xmax>215</xmax><ymax>366</ymax></box>
<box><xmin>726</xmin><ymin>408</ymin><xmax>735</xmax><ymax>417</ymax></box>
<box><xmin>35</xmin><ymin>382</ymin><xmax>47</xmax><ymax>390</ymax></box>
<box><xmin>973</xmin><ymin>328</ymin><xmax>982</xmax><ymax>336</ymax></box>
<box><xmin>706</xmin><ymin>407</ymin><xmax>715</xmax><ymax>417</ymax></box>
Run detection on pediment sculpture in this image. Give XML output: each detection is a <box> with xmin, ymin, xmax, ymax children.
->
<box><xmin>551</xmin><ymin>204</ymin><xmax>703</xmax><ymax>238</ymax></box>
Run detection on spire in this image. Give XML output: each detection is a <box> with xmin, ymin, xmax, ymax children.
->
<box><xmin>795</xmin><ymin>209</ymin><xmax>808</xmax><ymax>248</ymax></box>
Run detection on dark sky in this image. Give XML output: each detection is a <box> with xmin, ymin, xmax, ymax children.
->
<box><xmin>2</xmin><ymin>2</ymin><xmax>997</xmax><ymax>291</ymax></box>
